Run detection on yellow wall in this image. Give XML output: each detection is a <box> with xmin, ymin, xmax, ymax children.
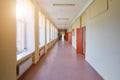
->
<box><xmin>68</xmin><ymin>17</ymin><xmax>81</xmax><ymax>32</ymax></box>
<box><xmin>72</xmin><ymin>18</ymin><xmax>80</xmax><ymax>29</ymax></box>
<box><xmin>34</xmin><ymin>8</ymin><xmax>40</xmax><ymax>64</ymax></box>
<box><xmin>0</xmin><ymin>0</ymin><xmax>16</xmax><ymax>80</ymax></box>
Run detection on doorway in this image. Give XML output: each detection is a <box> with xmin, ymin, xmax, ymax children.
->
<box><xmin>76</xmin><ymin>27</ymin><xmax>86</xmax><ymax>56</ymax></box>
<box><xmin>76</xmin><ymin>28</ymin><xmax>82</xmax><ymax>54</ymax></box>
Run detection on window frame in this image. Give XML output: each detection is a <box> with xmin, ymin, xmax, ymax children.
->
<box><xmin>16</xmin><ymin>0</ymin><xmax>35</xmax><ymax>54</ymax></box>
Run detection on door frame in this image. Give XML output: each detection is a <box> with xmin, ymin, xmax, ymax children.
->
<box><xmin>82</xmin><ymin>26</ymin><xmax>86</xmax><ymax>57</ymax></box>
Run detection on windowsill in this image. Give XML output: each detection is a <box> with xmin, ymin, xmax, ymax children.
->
<box><xmin>39</xmin><ymin>45</ymin><xmax>45</xmax><ymax>49</ymax></box>
<box><xmin>39</xmin><ymin>45</ymin><xmax>45</xmax><ymax>51</ymax></box>
<box><xmin>17</xmin><ymin>50</ymin><xmax>34</xmax><ymax>62</ymax></box>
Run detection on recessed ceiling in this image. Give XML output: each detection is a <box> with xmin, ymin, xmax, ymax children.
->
<box><xmin>37</xmin><ymin>0</ymin><xmax>93</xmax><ymax>29</ymax></box>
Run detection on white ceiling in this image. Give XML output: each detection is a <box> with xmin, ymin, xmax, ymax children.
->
<box><xmin>37</xmin><ymin>0</ymin><xmax>93</xmax><ymax>29</ymax></box>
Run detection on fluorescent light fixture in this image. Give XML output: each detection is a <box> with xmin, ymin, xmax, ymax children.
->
<box><xmin>57</xmin><ymin>18</ymin><xmax>69</xmax><ymax>20</ymax></box>
<box><xmin>53</xmin><ymin>4</ymin><xmax>75</xmax><ymax>6</ymax></box>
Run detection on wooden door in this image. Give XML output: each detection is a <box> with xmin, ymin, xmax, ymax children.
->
<box><xmin>76</xmin><ymin>28</ymin><xmax>83</xmax><ymax>54</ymax></box>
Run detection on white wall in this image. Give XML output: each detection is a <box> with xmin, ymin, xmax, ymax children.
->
<box><xmin>72</xmin><ymin>29</ymin><xmax>76</xmax><ymax>49</ymax></box>
<box><xmin>86</xmin><ymin>0</ymin><xmax>120</xmax><ymax>80</ymax></box>
<box><xmin>72</xmin><ymin>18</ymin><xmax>80</xmax><ymax>49</ymax></box>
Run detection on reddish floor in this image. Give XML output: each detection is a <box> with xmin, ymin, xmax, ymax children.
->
<box><xmin>19</xmin><ymin>40</ymin><xmax>103</xmax><ymax>80</ymax></box>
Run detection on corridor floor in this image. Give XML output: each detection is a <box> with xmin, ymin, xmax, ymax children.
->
<box><xmin>19</xmin><ymin>41</ymin><xmax>103</xmax><ymax>80</ymax></box>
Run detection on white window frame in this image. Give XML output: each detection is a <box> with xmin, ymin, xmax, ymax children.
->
<box><xmin>16</xmin><ymin>0</ymin><xmax>35</xmax><ymax>55</ymax></box>
<box><xmin>39</xmin><ymin>12</ymin><xmax>45</xmax><ymax>48</ymax></box>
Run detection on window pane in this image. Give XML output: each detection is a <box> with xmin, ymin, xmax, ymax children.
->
<box><xmin>16</xmin><ymin>0</ymin><xmax>35</xmax><ymax>54</ymax></box>
<box><xmin>47</xmin><ymin>20</ymin><xmax>50</xmax><ymax>43</ymax></box>
<box><xmin>53</xmin><ymin>27</ymin><xmax>55</xmax><ymax>39</ymax></box>
<box><xmin>25</xmin><ymin>0</ymin><xmax>35</xmax><ymax>51</ymax></box>
<box><xmin>16</xmin><ymin>0</ymin><xmax>24</xmax><ymax>20</ymax></box>
<box><xmin>16</xmin><ymin>20</ymin><xmax>25</xmax><ymax>53</ymax></box>
<box><xmin>52</xmin><ymin>25</ymin><xmax>54</xmax><ymax>40</ymax></box>
<box><xmin>26</xmin><ymin>23</ymin><xmax>35</xmax><ymax>51</ymax></box>
<box><xmin>49</xmin><ymin>23</ymin><xmax>51</xmax><ymax>41</ymax></box>
<box><xmin>51</xmin><ymin>24</ymin><xmax>53</xmax><ymax>41</ymax></box>
<box><xmin>39</xmin><ymin>12</ymin><xmax>45</xmax><ymax>47</ymax></box>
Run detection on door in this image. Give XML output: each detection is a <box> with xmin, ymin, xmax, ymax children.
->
<box><xmin>76</xmin><ymin>28</ymin><xmax>82</xmax><ymax>54</ymax></box>
<box><xmin>68</xmin><ymin>32</ymin><xmax>72</xmax><ymax>44</ymax></box>
<box><xmin>65</xmin><ymin>32</ymin><xmax>68</xmax><ymax>41</ymax></box>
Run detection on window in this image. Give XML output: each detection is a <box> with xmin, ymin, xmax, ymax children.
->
<box><xmin>53</xmin><ymin>27</ymin><xmax>55</xmax><ymax>39</ymax></box>
<box><xmin>16</xmin><ymin>0</ymin><xmax>35</xmax><ymax>54</ymax></box>
<box><xmin>49</xmin><ymin>23</ymin><xmax>51</xmax><ymax>41</ymax></box>
<box><xmin>47</xmin><ymin>19</ymin><xmax>50</xmax><ymax>43</ymax></box>
<box><xmin>52</xmin><ymin>25</ymin><xmax>55</xmax><ymax>40</ymax></box>
<box><xmin>51</xmin><ymin>24</ymin><xmax>53</xmax><ymax>41</ymax></box>
<box><xmin>55</xmin><ymin>29</ymin><xmax>58</xmax><ymax>39</ymax></box>
<box><xmin>39</xmin><ymin>12</ymin><xmax>45</xmax><ymax>47</ymax></box>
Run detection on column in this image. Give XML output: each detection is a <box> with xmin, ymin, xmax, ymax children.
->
<box><xmin>0</xmin><ymin>0</ymin><xmax>16</xmax><ymax>80</ymax></box>
<box><xmin>44</xmin><ymin>17</ymin><xmax>47</xmax><ymax>54</ymax></box>
<box><xmin>33</xmin><ymin>7</ymin><xmax>40</xmax><ymax>64</ymax></box>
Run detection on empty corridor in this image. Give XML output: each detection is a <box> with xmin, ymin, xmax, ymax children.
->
<box><xmin>19</xmin><ymin>41</ymin><xmax>103</xmax><ymax>80</ymax></box>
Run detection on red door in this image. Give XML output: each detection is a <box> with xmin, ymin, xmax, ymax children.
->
<box><xmin>82</xmin><ymin>27</ymin><xmax>86</xmax><ymax>56</ymax></box>
<box><xmin>65</xmin><ymin>32</ymin><xmax>68</xmax><ymax>41</ymax></box>
<box><xmin>68</xmin><ymin>32</ymin><xmax>72</xmax><ymax>44</ymax></box>
<box><xmin>76</xmin><ymin>28</ymin><xmax>83</xmax><ymax>54</ymax></box>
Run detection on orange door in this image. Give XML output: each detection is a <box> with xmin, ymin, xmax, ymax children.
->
<box><xmin>68</xmin><ymin>32</ymin><xmax>72</xmax><ymax>44</ymax></box>
<box><xmin>67</xmin><ymin>32</ymin><xmax>70</xmax><ymax>43</ymax></box>
<box><xmin>82</xmin><ymin>27</ymin><xmax>86</xmax><ymax>56</ymax></box>
<box><xmin>76</xmin><ymin>28</ymin><xmax>83</xmax><ymax>54</ymax></box>
<box><xmin>69</xmin><ymin>32</ymin><xmax>72</xmax><ymax>44</ymax></box>
<box><xmin>65</xmin><ymin>32</ymin><xmax>68</xmax><ymax>41</ymax></box>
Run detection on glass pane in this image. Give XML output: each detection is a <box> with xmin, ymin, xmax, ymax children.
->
<box><xmin>51</xmin><ymin>24</ymin><xmax>53</xmax><ymax>41</ymax></box>
<box><xmin>39</xmin><ymin>13</ymin><xmax>45</xmax><ymax>47</ymax></box>
<box><xmin>47</xmin><ymin>20</ymin><xmax>50</xmax><ymax>43</ymax></box>
<box><xmin>16</xmin><ymin>0</ymin><xmax>24</xmax><ymax>20</ymax></box>
<box><xmin>16</xmin><ymin>20</ymin><xmax>25</xmax><ymax>53</ymax></box>
<box><xmin>26</xmin><ymin>23</ymin><xmax>35</xmax><ymax>51</ymax></box>
<box><xmin>16</xmin><ymin>0</ymin><xmax>35</xmax><ymax>54</ymax></box>
<box><xmin>25</xmin><ymin>0</ymin><xmax>35</xmax><ymax>51</ymax></box>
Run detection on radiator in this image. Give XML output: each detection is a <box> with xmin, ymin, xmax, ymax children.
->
<box><xmin>17</xmin><ymin>58</ymin><xmax>32</xmax><ymax>78</ymax></box>
<box><xmin>39</xmin><ymin>48</ymin><xmax>45</xmax><ymax>57</ymax></box>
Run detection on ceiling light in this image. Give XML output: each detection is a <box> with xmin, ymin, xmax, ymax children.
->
<box><xmin>53</xmin><ymin>4</ymin><xmax>75</xmax><ymax>6</ymax></box>
<box><xmin>57</xmin><ymin>18</ymin><xmax>69</xmax><ymax>20</ymax></box>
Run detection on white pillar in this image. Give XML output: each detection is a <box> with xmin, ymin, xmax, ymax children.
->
<box><xmin>44</xmin><ymin>17</ymin><xmax>47</xmax><ymax>54</ymax></box>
